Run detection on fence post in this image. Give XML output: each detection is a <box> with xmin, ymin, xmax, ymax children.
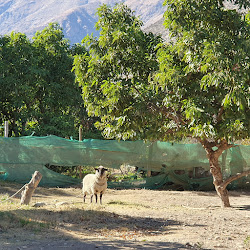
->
<box><xmin>147</xmin><ymin>142</ymin><xmax>153</xmax><ymax>177</ymax></box>
<box><xmin>78</xmin><ymin>125</ymin><xmax>83</xmax><ymax>179</ymax></box>
<box><xmin>4</xmin><ymin>121</ymin><xmax>9</xmax><ymax>138</ymax></box>
<box><xmin>20</xmin><ymin>171</ymin><xmax>42</xmax><ymax>205</ymax></box>
<box><xmin>79</xmin><ymin>125</ymin><xmax>82</xmax><ymax>141</ymax></box>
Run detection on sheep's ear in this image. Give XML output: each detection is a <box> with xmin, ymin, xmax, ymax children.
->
<box><xmin>94</xmin><ymin>168</ymin><xmax>99</xmax><ymax>171</ymax></box>
<box><xmin>104</xmin><ymin>168</ymin><xmax>108</xmax><ymax>171</ymax></box>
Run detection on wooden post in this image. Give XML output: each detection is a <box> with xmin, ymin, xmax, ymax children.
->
<box><xmin>147</xmin><ymin>170</ymin><xmax>152</xmax><ymax>177</ymax></box>
<box><xmin>4</xmin><ymin>121</ymin><xmax>8</xmax><ymax>138</ymax></box>
<box><xmin>78</xmin><ymin>166</ymin><xmax>83</xmax><ymax>179</ymax></box>
<box><xmin>20</xmin><ymin>171</ymin><xmax>42</xmax><ymax>205</ymax></box>
<box><xmin>147</xmin><ymin>142</ymin><xmax>153</xmax><ymax>177</ymax></box>
<box><xmin>78</xmin><ymin>125</ymin><xmax>83</xmax><ymax>179</ymax></box>
<box><xmin>79</xmin><ymin>125</ymin><xmax>82</xmax><ymax>141</ymax></box>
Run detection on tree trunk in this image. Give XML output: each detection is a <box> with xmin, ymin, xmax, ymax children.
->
<box><xmin>20</xmin><ymin>171</ymin><xmax>42</xmax><ymax>205</ymax></box>
<box><xmin>200</xmin><ymin>139</ymin><xmax>233</xmax><ymax>208</ymax></box>
<box><xmin>208</xmin><ymin>152</ymin><xmax>231</xmax><ymax>207</ymax></box>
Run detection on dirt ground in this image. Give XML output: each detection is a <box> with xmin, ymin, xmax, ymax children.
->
<box><xmin>0</xmin><ymin>183</ymin><xmax>250</xmax><ymax>250</ymax></box>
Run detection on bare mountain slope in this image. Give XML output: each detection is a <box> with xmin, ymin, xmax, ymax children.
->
<box><xmin>1</xmin><ymin>1</ymin><xmax>242</xmax><ymax>44</ymax></box>
<box><xmin>0</xmin><ymin>0</ymin><xmax>166</xmax><ymax>43</ymax></box>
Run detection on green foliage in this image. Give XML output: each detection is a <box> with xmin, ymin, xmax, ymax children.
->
<box><xmin>74</xmin><ymin>2</ymin><xmax>249</xmax><ymax>144</ymax></box>
<box><xmin>0</xmin><ymin>23</ymin><xmax>102</xmax><ymax>139</ymax></box>
<box><xmin>0</xmin><ymin>32</ymin><xmax>37</xmax><ymax>136</ymax></box>
<box><xmin>74</xmin><ymin>3</ymin><xmax>162</xmax><ymax>140</ymax></box>
<box><xmin>31</xmin><ymin>23</ymin><xmax>82</xmax><ymax>138</ymax></box>
<box><xmin>108</xmin><ymin>169</ymin><xmax>141</xmax><ymax>182</ymax></box>
<box><xmin>159</xmin><ymin>0</ymin><xmax>250</xmax><ymax>141</ymax></box>
<box><xmin>45</xmin><ymin>165</ymin><xmax>99</xmax><ymax>179</ymax></box>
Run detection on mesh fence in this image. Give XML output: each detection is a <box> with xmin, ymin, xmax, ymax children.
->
<box><xmin>0</xmin><ymin>135</ymin><xmax>249</xmax><ymax>189</ymax></box>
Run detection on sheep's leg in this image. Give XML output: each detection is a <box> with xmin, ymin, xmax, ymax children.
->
<box><xmin>95</xmin><ymin>194</ymin><xmax>98</xmax><ymax>203</ymax></box>
<box><xmin>83</xmin><ymin>194</ymin><xmax>86</xmax><ymax>203</ymax></box>
<box><xmin>100</xmin><ymin>193</ymin><xmax>103</xmax><ymax>205</ymax></box>
<box><xmin>90</xmin><ymin>194</ymin><xmax>93</xmax><ymax>203</ymax></box>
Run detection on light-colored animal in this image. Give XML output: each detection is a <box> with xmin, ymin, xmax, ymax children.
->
<box><xmin>82</xmin><ymin>166</ymin><xmax>108</xmax><ymax>204</ymax></box>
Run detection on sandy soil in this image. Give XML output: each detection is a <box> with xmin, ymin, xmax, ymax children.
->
<box><xmin>0</xmin><ymin>185</ymin><xmax>250</xmax><ymax>250</ymax></box>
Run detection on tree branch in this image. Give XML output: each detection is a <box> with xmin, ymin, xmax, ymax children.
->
<box><xmin>147</xmin><ymin>102</ymin><xmax>184</xmax><ymax>125</ymax></box>
<box><xmin>199</xmin><ymin>138</ymin><xmax>235</xmax><ymax>158</ymax></box>
<box><xmin>198</xmin><ymin>138</ymin><xmax>217</xmax><ymax>148</ymax></box>
<box><xmin>214</xmin><ymin>139</ymin><xmax>235</xmax><ymax>158</ymax></box>
<box><xmin>131</xmin><ymin>84</ymin><xmax>186</xmax><ymax>126</ymax></box>
<box><xmin>220</xmin><ymin>170</ymin><xmax>250</xmax><ymax>190</ymax></box>
<box><xmin>216</xmin><ymin>106</ymin><xmax>224</xmax><ymax>123</ymax></box>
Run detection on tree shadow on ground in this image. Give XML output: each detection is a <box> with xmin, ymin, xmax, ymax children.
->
<box><xmin>0</xmin><ymin>181</ymin><xmax>24</xmax><ymax>195</ymax></box>
<box><xmin>0</xmin><ymin>207</ymin><xmax>208</xmax><ymax>249</ymax></box>
<box><xmin>228</xmin><ymin>190</ymin><xmax>250</xmax><ymax>197</ymax></box>
<box><xmin>234</xmin><ymin>205</ymin><xmax>250</xmax><ymax>211</ymax></box>
<box><xmin>0</xmin><ymin>181</ymin><xmax>81</xmax><ymax>198</ymax></box>
<box><xmin>1</xmin><ymin>238</ymin><xmax>210</xmax><ymax>250</ymax></box>
<box><xmin>34</xmin><ymin>186</ymin><xmax>81</xmax><ymax>198</ymax></box>
<box><xmin>6</xmin><ymin>238</ymin><xmax>214</xmax><ymax>250</ymax></box>
<box><xmin>194</xmin><ymin>191</ymin><xmax>217</xmax><ymax>197</ymax></box>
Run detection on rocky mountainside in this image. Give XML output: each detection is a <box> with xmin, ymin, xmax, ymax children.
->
<box><xmin>0</xmin><ymin>0</ymin><xmax>166</xmax><ymax>44</ymax></box>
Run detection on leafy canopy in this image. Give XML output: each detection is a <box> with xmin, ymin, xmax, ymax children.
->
<box><xmin>74</xmin><ymin>1</ymin><xmax>249</xmax><ymax>142</ymax></box>
<box><xmin>74</xmin><ymin>3</ymin><xmax>162</xmax><ymax>140</ymax></box>
<box><xmin>156</xmin><ymin>0</ymin><xmax>250</xmax><ymax>141</ymax></box>
<box><xmin>0</xmin><ymin>32</ymin><xmax>36</xmax><ymax>136</ymax></box>
<box><xmin>0</xmin><ymin>23</ymin><xmax>98</xmax><ymax>138</ymax></box>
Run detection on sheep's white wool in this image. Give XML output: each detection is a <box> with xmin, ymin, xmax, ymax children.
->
<box><xmin>82</xmin><ymin>166</ymin><xmax>107</xmax><ymax>204</ymax></box>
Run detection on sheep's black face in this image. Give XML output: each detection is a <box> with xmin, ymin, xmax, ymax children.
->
<box><xmin>95</xmin><ymin>166</ymin><xmax>108</xmax><ymax>178</ymax></box>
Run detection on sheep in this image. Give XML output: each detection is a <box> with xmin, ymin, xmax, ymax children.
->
<box><xmin>82</xmin><ymin>166</ymin><xmax>108</xmax><ymax>204</ymax></box>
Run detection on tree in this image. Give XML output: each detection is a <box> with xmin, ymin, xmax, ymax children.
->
<box><xmin>73</xmin><ymin>3</ymin><xmax>162</xmax><ymax>140</ymax></box>
<box><xmin>31</xmin><ymin>23</ymin><xmax>79</xmax><ymax>137</ymax></box>
<box><xmin>73</xmin><ymin>2</ymin><xmax>250</xmax><ymax>207</ymax></box>
<box><xmin>0</xmin><ymin>32</ymin><xmax>36</xmax><ymax>136</ymax></box>
<box><xmin>0</xmin><ymin>23</ymin><xmax>100</xmax><ymax>139</ymax></box>
<box><xmin>156</xmin><ymin>0</ymin><xmax>250</xmax><ymax>207</ymax></box>
<box><xmin>70</xmin><ymin>43</ymin><xmax>104</xmax><ymax>139</ymax></box>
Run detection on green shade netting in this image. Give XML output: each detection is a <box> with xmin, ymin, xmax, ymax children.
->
<box><xmin>0</xmin><ymin>135</ymin><xmax>249</xmax><ymax>189</ymax></box>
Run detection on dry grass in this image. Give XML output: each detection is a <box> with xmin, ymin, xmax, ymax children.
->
<box><xmin>0</xmin><ymin>181</ymin><xmax>250</xmax><ymax>249</ymax></box>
